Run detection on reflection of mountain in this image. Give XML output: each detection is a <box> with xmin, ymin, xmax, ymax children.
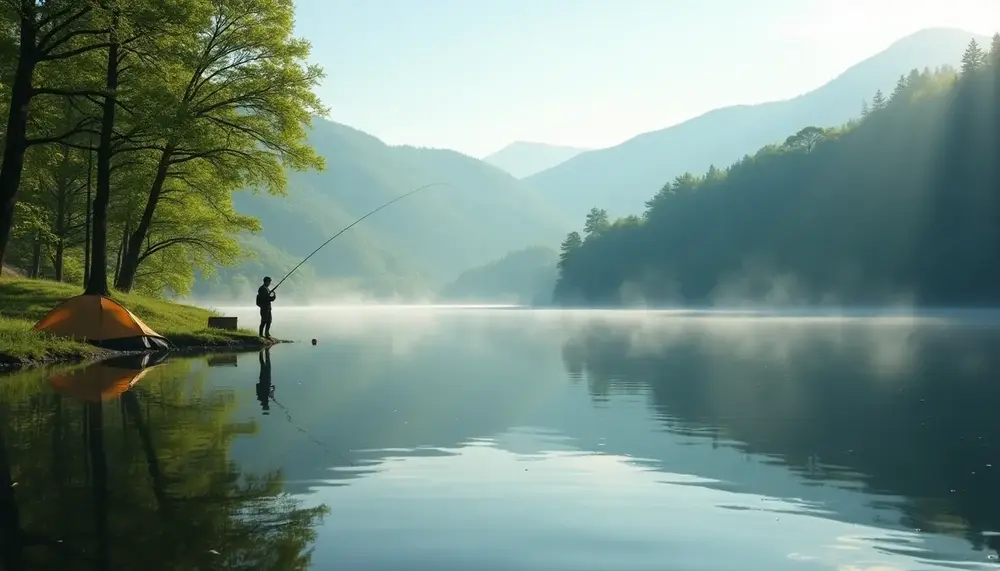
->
<box><xmin>0</xmin><ymin>359</ymin><xmax>327</xmax><ymax>569</ymax></box>
<box><xmin>208</xmin><ymin>312</ymin><xmax>995</xmax><ymax>561</ymax></box>
<box><xmin>561</xmin><ymin>316</ymin><xmax>1000</xmax><ymax>557</ymax></box>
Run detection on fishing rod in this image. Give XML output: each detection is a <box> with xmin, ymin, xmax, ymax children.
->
<box><xmin>269</xmin><ymin>182</ymin><xmax>452</xmax><ymax>293</ymax></box>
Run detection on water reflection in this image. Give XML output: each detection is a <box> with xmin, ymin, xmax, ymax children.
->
<box><xmin>48</xmin><ymin>353</ymin><xmax>167</xmax><ymax>403</ymax></box>
<box><xmin>0</xmin><ymin>356</ymin><xmax>328</xmax><ymax>570</ymax></box>
<box><xmin>257</xmin><ymin>348</ymin><xmax>274</xmax><ymax>415</ymax></box>
<box><xmin>2</xmin><ymin>309</ymin><xmax>1000</xmax><ymax>570</ymax></box>
<box><xmin>562</xmin><ymin>316</ymin><xmax>1000</xmax><ymax>561</ymax></box>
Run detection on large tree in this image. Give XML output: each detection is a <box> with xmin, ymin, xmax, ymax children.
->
<box><xmin>0</xmin><ymin>0</ymin><xmax>110</xmax><ymax>266</ymax></box>
<box><xmin>113</xmin><ymin>0</ymin><xmax>326</xmax><ymax>292</ymax></box>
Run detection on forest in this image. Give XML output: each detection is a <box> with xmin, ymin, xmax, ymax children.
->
<box><xmin>0</xmin><ymin>0</ymin><xmax>324</xmax><ymax>298</ymax></box>
<box><xmin>554</xmin><ymin>37</ymin><xmax>1000</xmax><ymax>308</ymax></box>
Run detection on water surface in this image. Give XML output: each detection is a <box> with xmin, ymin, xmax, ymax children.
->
<box><xmin>1</xmin><ymin>307</ymin><xmax>999</xmax><ymax>570</ymax></box>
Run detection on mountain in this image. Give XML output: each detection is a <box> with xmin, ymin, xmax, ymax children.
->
<box><xmin>554</xmin><ymin>47</ymin><xmax>1000</xmax><ymax>307</ymax></box>
<box><xmin>438</xmin><ymin>245</ymin><xmax>558</xmax><ymax>305</ymax></box>
<box><xmin>525</xmin><ymin>28</ymin><xmax>989</xmax><ymax>221</ymax></box>
<box><xmin>484</xmin><ymin>141</ymin><xmax>591</xmax><ymax>178</ymax></box>
<box><xmin>192</xmin><ymin>118</ymin><xmax>571</xmax><ymax>301</ymax></box>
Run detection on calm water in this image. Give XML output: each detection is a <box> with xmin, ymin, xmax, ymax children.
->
<box><xmin>1</xmin><ymin>307</ymin><xmax>1000</xmax><ymax>570</ymax></box>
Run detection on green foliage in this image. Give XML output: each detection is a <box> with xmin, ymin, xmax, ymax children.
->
<box><xmin>554</xmin><ymin>42</ymin><xmax>999</xmax><ymax>307</ymax></box>
<box><xmin>0</xmin><ymin>356</ymin><xmax>328</xmax><ymax>568</ymax></box>
<box><xmin>583</xmin><ymin>207</ymin><xmax>609</xmax><ymax>237</ymax></box>
<box><xmin>0</xmin><ymin>0</ymin><xmax>326</xmax><ymax>298</ymax></box>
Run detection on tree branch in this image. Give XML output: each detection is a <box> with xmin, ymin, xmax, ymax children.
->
<box><xmin>40</xmin><ymin>41</ymin><xmax>113</xmax><ymax>62</ymax></box>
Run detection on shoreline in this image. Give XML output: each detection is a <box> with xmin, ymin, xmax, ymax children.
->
<box><xmin>0</xmin><ymin>336</ymin><xmax>293</xmax><ymax>374</ymax></box>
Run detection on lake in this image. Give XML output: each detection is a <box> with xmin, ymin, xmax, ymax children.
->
<box><xmin>2</xmin><ymin>307</ymin><xmax>999</xmax><ymax>570</ymax></box>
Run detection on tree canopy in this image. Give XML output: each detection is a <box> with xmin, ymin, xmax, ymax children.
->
<box><xmin>0</xmin><ymin>0</ymin><xmax>325</xmax><ymax>298</ymax></box>
<box><xmin>554</xmin><ymin>40</ymin><xmax>998</xmax><ymax>308</ymax></box>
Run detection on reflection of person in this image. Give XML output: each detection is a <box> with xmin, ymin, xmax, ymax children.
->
<box><xmin>256</xmin><ymin>276</ymin><xmax>276</xmax><ymax>338</ymax></box>
<box><xmin>256</xmin><ymin>348</ymin><xmax>274</xmax><ymax>414</ymax></box>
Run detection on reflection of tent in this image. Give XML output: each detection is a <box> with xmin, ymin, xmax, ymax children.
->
<box><xmin>49</xmin><ymin>353</ymin><xmax>168</xmax><ymax>403</ymax></box>
<box><xmin>32</xmin><ymin>294</ymin><xmax>170</xmax><ymax>350</ymax></box>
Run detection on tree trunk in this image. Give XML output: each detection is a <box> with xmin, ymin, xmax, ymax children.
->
<box><xmin>115</xmin><ymin>144</ymin><xmax>174</xmax><ymax>292</ymax></box>
<box><xmin>84</xmin><ymin>11</ymin><xmax>119</xmax><ymax>297</ymax></box>
<box><xmin>53</xmin><ymin>174</ymin><xmax>67</xmax><ymax>281</ymax></box>
<box><xmin>29</xmin><ymin>229</ymin><xmax>41</xmax><ymax>278</ymax></box>
<box><xmin>83</xmin><ymin>148</ymin><xmax>92</xmax><ymax>285</ymax></box>
<box><xmin>54</xmin><ymin>239</ymin><xmax>64</xmax><ymax>281</ymax></box>
<box><xmin>85</xmin><ymin>403</ymin><xmax>110</xmax><ymax>570</ymax></box>
<box><xmin>0</xmin><ymin>13</ymin><xmax>38</xmax><ymax>267</ymax></box>
<box><xmin>113</xmin><ymin>224</ymin><xmax>126</xmax><ymax>285</ymax></box>
<box><xmin>0</xmin><ymin>426</ymin><xmax>24</xmax><ymax>570</ymax></box>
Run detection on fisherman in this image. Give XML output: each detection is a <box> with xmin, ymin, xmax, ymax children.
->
<box><xmin>256</xmin><ymin>276</ymin><xmax>276</xmax><ymax>338</ymax></box>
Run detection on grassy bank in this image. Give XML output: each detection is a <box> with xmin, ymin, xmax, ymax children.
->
<box><xmin>0</xmin><ymin>277</ymin><xmax>277</xmax><ymax>369</ymax></box>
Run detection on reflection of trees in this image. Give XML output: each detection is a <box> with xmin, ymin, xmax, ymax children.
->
<box><xmin>563</xmin><ymin>319</ymin><xmax>1000</xmax><ymax>557</ymax></box>
<box><xmin>0</xmin><ymin>359</ymin><xmax>328</xmax><ymax>570</ymax></box>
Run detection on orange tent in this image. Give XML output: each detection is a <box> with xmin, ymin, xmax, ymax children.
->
<box><xmin>33</xmin><ymin>294</ymin><xmax>170</xmax><ymax>351</ymax></box>
<box><xmin>49</xmin><ymin>353</ymin><xmax>167</xmax><ymax>403</ymax></box>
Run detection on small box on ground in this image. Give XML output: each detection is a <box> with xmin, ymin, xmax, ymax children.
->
<box><xmin>207</xmin><ymin>316</ymin><xmax>238</xmax><ymax>330</ymax></box>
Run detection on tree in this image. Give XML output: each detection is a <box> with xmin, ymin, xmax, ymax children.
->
<box><xmin>961</xmin><ymin>39</ymin><xmax>985</xmax><ymax>75</ymax></box>
<box><xmin>991</xmin><ymin>33</ymin><xmax>1000</xmax><ymax>66</ymax></box>
<box><xmin>783</xmin><ymin>126</ymin><xmax>828</xmax><ymax>153</ymax></box>
<box><xmin>84</xmin><ymin>4</ymin><xmax>122</xmax><ymax>296</ymax></box>
<box><xmin>860</xmin><ymin>99</ymin><xmax>870</xmax><ymax>117</ymax></box>
<box><xmin>891</xmin><ymin>74</ymin><xmax>908</xmax><ymax>100</ymax></box>
<box><xmin>557</xmin><ymin>231</ymin><xmax>582</xmax><ymax>273</ymax></box>
<box><xmin>583</xmin><ymin>207</ymin><xmax>609</xmax><ymax>237</ymax></box>
<box><xmin>0</xmin><ymin>1</ymin><xmax>111</xmax><ymax>266</ymax></box>
<box><xmin>871</xmin><ymin>89</ymin><xmax>887</xmax><ymax>111</ymax></box>
<box><xmin>550</xmin><ymin>56</ymin><xmax>998</xmax><ymax>308</ymax></box>
<box><xmin>113</xmin><ymin>0</ymin><xmax>326</xmax><ymax>292</ymax></box>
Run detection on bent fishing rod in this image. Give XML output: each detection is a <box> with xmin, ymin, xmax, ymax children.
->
<box><xmin>269</xmin><ymin>182</ymin><xmax>452</xmax><ymax>293</ymax></box>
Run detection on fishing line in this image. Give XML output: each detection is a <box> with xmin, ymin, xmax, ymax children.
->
<box><xmin>268</xmin><ymin>394</ymin><xmax>359</xmax><ymax>468</ymax></box>
<box><xmin>269</xmin><ymin>182</ymin><xmax>453</xmax><ymax>293</ymax></box>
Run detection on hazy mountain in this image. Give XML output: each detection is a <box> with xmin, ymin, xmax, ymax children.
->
<box><xmin>484</xmin><ymin>141</ymin><xmax>591</xmax><ymax>178</ymax></box>
<box><xmin>193</xmin><ymin>118</ymin><xmax>571</xmax><ymax>300</ymax></box>
<box><xmin>525</xmin><ymin>27</ymin><xmax>988</xmax><ymax>221</ymax></box>
<box><xmin>439</xmin><ymin>246</ymin><xmax>558</xmax><ymax>305</ymax></box>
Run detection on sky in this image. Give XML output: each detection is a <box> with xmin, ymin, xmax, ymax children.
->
<box><xmin>293</xmin><ymin>0</ymin><xmax>998</xmax><ymax>158</ymax></box>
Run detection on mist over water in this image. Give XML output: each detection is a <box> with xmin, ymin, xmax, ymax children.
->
<box><xmin>3</xmin><ymin>308</ymin><xmax>1000</xmax><ymax>570</ymax></box>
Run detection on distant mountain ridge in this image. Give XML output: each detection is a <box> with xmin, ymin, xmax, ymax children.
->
<box><xmin>524</xmin><ymin>27</ymin><xmax>988</xmax><ymax>221</ymax></box>
<box><xmin>484</xmin><ymin>141</ymin><xmax>591</xmax><ymax>178</ymax></box>
<box><xmin>193</xmin><ymin>118</ymin><xmax>572</xmax><ymax>301</ymax></box>
<box><xmin>194</xmin><ymin>27</ymin><xmax>988</xmax><ymax>303</ymax></box>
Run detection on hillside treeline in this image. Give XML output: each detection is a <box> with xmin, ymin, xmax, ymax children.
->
<box><xmin>554</xmin><ymin>37</ymin><xmax>1000</xmax><ymax>307</ymax></box>
<box><xmin>0</xmin><ymin>0</ymin><xmax>324</xmax><ymax>297</ymax></box>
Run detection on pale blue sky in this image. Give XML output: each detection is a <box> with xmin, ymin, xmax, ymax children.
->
<box><xmin>294</xmin><ymin>0</ymin><xmax>998</xmax><ymax>158</ymax></box>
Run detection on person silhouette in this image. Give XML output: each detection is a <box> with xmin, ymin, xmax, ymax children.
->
<box><xmin>256</xmin><ymin>276</ymin><xmax>276</xmax><ymax>338</ymax></box>
<box><xmin>256</xmin><ymin>348</ymin><xmax>274</xmax><ymax>414</ymax></box>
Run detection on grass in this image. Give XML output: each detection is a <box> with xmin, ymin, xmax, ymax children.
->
<box><xmin>0</xmin><ymin>276</ymin><xmax>271</xmax><ymax>367</ymax></box>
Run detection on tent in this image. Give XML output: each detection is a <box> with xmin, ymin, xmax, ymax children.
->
<box><xmin>32</xmin><ymin>294</ymin><xmax>171</xmax><ymax>350</ymax></box>
<box><xmin>49</xmin><ymin>352</ymin><xmax>168</xmax><ymax>403</ymax></box>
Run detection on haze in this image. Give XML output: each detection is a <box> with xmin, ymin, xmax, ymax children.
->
<box><xmin>297</xmin><ymin>0</ymin><xmax>998</xmax><ymax>156</ymax></box>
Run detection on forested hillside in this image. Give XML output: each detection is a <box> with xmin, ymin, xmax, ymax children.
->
<box><xmin>439</xmin><ymin>246</ymin><xmax>558</xmax><ymax>305</ymax></box>
<box><xmin>192</xmin><ymin>119</ymin><xmax>571</xmax><ymax>300</ymax></box>
<box><xmin>554</xmin><ymin>38</ymin><xmax>1000</xmax><ymax>308</ymax></box>
<box><xmin>527</xmin><ymin>28</ymin><xmax>986</xmax><ymax>220</ymax></box>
